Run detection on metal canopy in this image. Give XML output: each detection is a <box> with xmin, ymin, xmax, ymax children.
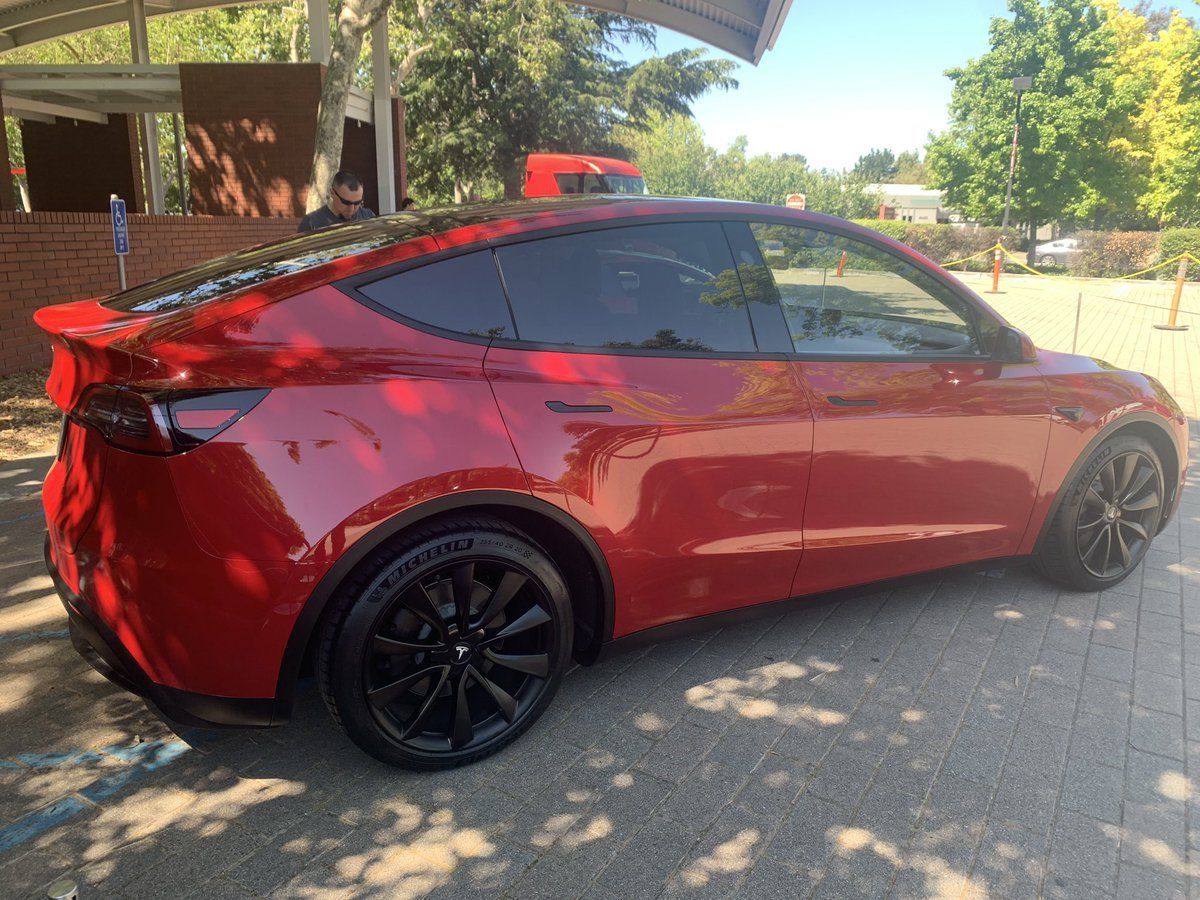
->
<box><xmin>0</xmin><ymin>62</ymin><xmax>373</xmax><ymax>123</ymax></box>
<box><xmin>0</xmin><ymin>0</ymin><xmax>792</xmax><ymax>64</ymax></box>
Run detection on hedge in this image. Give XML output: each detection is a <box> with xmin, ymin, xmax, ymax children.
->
<box><xmin>850</xmin><ymin>221</ymin><xmax>1025</xmax><ymax>272</ymax></box>
<box><xmin>1070</xmin><ymin>231</ymin><xmax>1158</xmax><ymax>279</ymax></box>
<box><xmin>1158</xmin><ymin>227</ymin><xmax>1200</xmax><ymax>281</ymax></box>
<box><xmin>840</xmin><ymin>220</ymin><xmax>1200</xmax><ymax>280</ymax></box>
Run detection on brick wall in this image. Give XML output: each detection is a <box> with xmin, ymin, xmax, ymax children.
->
<box><xmin>0</xmin><ymin>212</ymin><xmax>298</xmax><ymax>375</ymax></box>
<box><xmin>21</xmin><ymin>114</ymin><xmax>145</xmax><ymax>214</ymax></box>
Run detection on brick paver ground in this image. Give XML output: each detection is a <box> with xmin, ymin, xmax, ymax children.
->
<box><xmin>0</xmin><ymin>275</ymin><xmax>1197</xmax><ymax>899</ymax></box>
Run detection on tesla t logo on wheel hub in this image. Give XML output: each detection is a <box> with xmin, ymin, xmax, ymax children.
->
<box><xmin>454</xmin><ymin>644</ymin><xmax>471</xmax><ymax>663</ymax></box>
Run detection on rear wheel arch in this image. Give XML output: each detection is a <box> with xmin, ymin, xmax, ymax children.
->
<box><xmin>272</xmin><ymin>491</ymin><xmax>614</xmax><ymax>722</ymax></box>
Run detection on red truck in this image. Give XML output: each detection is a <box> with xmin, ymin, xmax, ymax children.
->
<box><xmin>523</xmin><ymin>153</ymin><xmax>647</xmax><ymax>197</ymax></box>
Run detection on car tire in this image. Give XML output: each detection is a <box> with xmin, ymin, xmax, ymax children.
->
<box><xmin>1033</xmin><ymin>433</ymin><xmax>1165</xmax><ymax>591</ymax></box>
<box><xmin>316</xmin><ymin>515</ymin><xmax>573</xmax><ymax>769</ymax></box>
<box><xmin>1040</xmin><ymin>255</ymin><xmax>1056</xmax><ymax>267</ymax></box>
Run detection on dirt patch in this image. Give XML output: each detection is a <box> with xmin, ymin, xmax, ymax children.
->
<box><xmin>1</xmin><ymin>369</ymin><xmax>58</xmax><ymax>460</ymax></box>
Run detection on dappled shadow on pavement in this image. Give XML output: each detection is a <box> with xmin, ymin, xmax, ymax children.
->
<box><xmin>0</xmin><ymin>428</ymin><xmax>1197</xmax><ymax>897</ymax></box>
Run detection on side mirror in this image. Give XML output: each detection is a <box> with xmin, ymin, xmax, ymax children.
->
<box><xmin>994</xmin><ymin>325</ymin><xmax>1037</xmax><ymax>363</ymax></box>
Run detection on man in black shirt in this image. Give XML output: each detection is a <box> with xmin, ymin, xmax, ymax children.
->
<box><xmin>298</xmin><ymin>170</ymin><xmax>376</xmax><ymax>232</ymax></box>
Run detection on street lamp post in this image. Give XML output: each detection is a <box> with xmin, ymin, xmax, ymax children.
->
<box><xmin>1001</xmin><ymin>75</ymin><xmax>1034</xmax><ymax>231</ymax></box>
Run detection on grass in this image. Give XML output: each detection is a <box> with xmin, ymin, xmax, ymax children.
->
<box><xmin>1</xmin><ymin>369</ymin><xmax>59</xmax><ymax>460</ymax></box>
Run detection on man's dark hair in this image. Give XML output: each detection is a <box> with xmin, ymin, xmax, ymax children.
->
<box><xmin>332</xmin><ymin>170</ymin><xmax>362</xmax><ymax>192</ymax></box>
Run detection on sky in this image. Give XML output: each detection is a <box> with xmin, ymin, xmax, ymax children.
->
<box><xmin>619</xmin><ymin>0</ymin><xmax>1199</xmax><ymax>172</ymax></box>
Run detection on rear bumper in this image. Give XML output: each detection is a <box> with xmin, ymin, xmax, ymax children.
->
<box><xmin>46</xmin><ymin>535</ymin><xmax>276</xmax><ymax>729</ymax></box>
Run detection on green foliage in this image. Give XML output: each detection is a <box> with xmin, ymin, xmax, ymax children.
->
<box><xmin>623</xmin><ymin>114</ymin><xmax>877</xmax><ymax>217</ymax></box>
<box><xmin>1158</xmin><ymin>228</ymin><xmax>1200</xmax><ymax>280</ymax></box>
<box><xmin>927</xmin><ymin>0</ymin><xmax>1200</xmax><ymax>230</ymax></box>
<box><xmin>850</xmin><ymin>219</ymin><xmax>908</xmax><ymax>240</ymax></box>
<box><xmin>613</xmin><ymin>112</ymin><xmax>715</xmax><ymax>197</ymax></box>
<box><xmin>397</xmin><ymin>1</ymin><xmax>736</xmax><ymax>202</ymax></box>
<box><xmin>852</xmin><ymin>148</ymin><xmax>897</xmax><ymax>182</ymax></box>
<box><xmin>890</xmin><ymin>150</ymin><xmax>928</xmax><ymax>184</ymax></box>
<box><xmin>926</xmin><ymin>0</ymin><xmax>1139</xmax><ymax>234</ymax></box>
<box><xmin>850</xmin><ymin>221</ymin><xmax>1024</xmax><ymax>271</ymax></box>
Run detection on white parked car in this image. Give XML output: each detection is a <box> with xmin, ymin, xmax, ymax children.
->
<box><xmin>1035</xmin><ymin>238</ymin><xmax>1080</xmax><ymax>266</ymax></box>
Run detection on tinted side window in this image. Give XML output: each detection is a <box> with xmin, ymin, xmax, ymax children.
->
<box><xmin>750</xmin><ymin>223</ymin><xmax>986</xmax><ymax>356</ymax></box>
<box><xmin>358</xmin><ymin>251</ymin><xmax>515</xmax><ymax>339</ymax></box>
<box><xmin>496</xmin><ymin>222</ymin><xmax>757</xmax><ymax>353</ymax></box>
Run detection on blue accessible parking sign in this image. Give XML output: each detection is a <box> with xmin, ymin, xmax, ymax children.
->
<box><xmin>110</xmin><ymin>196</ymin><xmax>129</xmax><ymax>255</ymax></box>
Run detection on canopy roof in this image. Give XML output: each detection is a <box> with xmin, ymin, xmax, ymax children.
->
<box><xmin>0</xmin><ymin>0</ymin><xmax>792</xmax><ymax>63</ymax></box>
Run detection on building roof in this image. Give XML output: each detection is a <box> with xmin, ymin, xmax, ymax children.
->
<box><xmin>0</xmin><ymin>0</ymin><xmax>793</xmax><ymax>63</ymax></box>
<box><xmin>867</xmin><ymin>183</ymin><xmax>945</xmax><ymax>201</ymax></box>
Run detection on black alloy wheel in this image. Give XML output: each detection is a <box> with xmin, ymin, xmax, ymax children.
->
<box><xmin>1034</xmin><ymin>433</ymin><xmax>1165</xmax><ymax>591</ymax></box>
<box><xmin>364</xmin><ymin>558</ymin><xmax>555</xmax><ymax>753</ymax></box>
<box><xmin>1074</xmin><ymin>449</ymin><xmax>1163</xmax><ymax>579</ymax></box>
<box><xmin>318</xmin><ymin>517</ymin><xmax>572</xmax><ymax>769</ymax></box>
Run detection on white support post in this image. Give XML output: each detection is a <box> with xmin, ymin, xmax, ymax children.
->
<box><xmin>307</xmin><ymin>0</ymin><xmax>331</xmax><ymax>65</ymax></box>
<box><xmin>371</xmin><ymin>16</ymin><xmax>395</xmax><ymax>214</ymax></box>
<box><xmin>128</xmin><ymin>0</ymin><xmax>163</xmax><ymax>214</ymax></box>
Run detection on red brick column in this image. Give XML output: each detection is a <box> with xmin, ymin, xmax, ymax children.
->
<box><xmin>19</xmin><ymin>114</ymin><xmax>144</xmax><ymax>213</ymax></box>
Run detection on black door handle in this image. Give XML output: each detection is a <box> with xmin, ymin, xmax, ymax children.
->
<box><xmin>827</xmin><ymin>396</ymin><xmax>878</xmax><ymax>407</ymax></box>
<box><xmin>546</xmin><ymin>401</ymin><xmax>613</xmax><ymax>414</ymax></box>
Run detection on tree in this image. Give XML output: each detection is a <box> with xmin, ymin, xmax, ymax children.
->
<box><xmin>397</xmin><ymin>1</ymin><xmax>736</xmax><ymax>201</ymax></box>
<box><xmin>852</xmin><ymin>148</ymin><xmax>897</xmax><ymax>182</ymax></box>
<box><xmin>620</xmin><ymin>114</ymin><xmax>878</xmax><ymax>216</ymax></box>
<box><xmin>614</xmin><ymin>112</ymin><xmax>715</xmax><ymax>197</ymax></box>
<box><xmin>890</xmin><ymin>150</ymin><xmax>928</xmax><ymax>184</ymax></box>
<box><xmin>1103</xmin><ymin>1</ymin><xmax>1200</xmax><ymax>225</ymax></box>
<box><xmin>305</xmin><ymin>0</ymin><xmax>391</xmax><ymax>213</ymax></box>
<box><xmin>926</xmin><ymin>0</ymin><xmax>1137</xmax><ymax>255</ymax></box>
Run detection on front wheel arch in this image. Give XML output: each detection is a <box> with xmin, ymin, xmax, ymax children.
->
<box><xmin>1032</xmin><ymin>413</ymin><xmax>1181</xmax><ymax>557</ymax></box>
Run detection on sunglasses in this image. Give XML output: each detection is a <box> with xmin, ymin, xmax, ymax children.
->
<box><xmin>333</xmin><ymin>190</ymin><xmax>364</xmax><ymax>207</ymax></box>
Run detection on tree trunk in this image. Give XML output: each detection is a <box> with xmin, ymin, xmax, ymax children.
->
<box><xmin>289</xmin><ymin>21</ymin><xmax>302</xmax><ymax>64</ymax></box>
<box><xmin>501</xmin><ymin>156</ymin><xmax>524</xmax><ymax>201</ymax></box>
<box><xmin>1027</xmin><ymin>218</ymin><xmax>1037</xmax><ymax>267</ymax></box>
<box><xmin>304</xmin><ymin>0</ymin><xmax>392</xmax><ymax>213</ymax></box>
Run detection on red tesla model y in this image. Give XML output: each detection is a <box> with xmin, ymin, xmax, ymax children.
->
<box><xmin>38</xmin><ymin>197</ymin><xmax>1188</xmax><ymax>768</ymax></box>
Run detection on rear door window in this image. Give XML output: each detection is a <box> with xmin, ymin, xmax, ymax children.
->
<box><xmin>494</xmin><ymin>222</ymin><xmax>757</xmax><ymax>353</ymax></box>
<box><xmin>357</xmin><ymin>250</ymin><xmax>515</xmax><ymax>338</ymax></box>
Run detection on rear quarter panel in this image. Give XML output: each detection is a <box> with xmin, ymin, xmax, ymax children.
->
<box><xmin>118</xmin><ymin>286</ymin><xmax>529</xmax><ymax>695</ymax></box>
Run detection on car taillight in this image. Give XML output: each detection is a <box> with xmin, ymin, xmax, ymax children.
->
<box><xmin>167</xmin><ymin>389</ymin><xmax>270</xmax><ymax>450</ymax></box>
<box><xmin>74</xmin><ymin>386</ymin><xmax>268</xmax><ymax>454</ymax></box>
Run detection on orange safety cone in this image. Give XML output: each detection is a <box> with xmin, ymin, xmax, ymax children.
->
<box><xmin>835</xmin><ymin>250</ymin><xmax>848</xmax><ymax>278</ymax></box>
<box><xmin>985</xmin><ymin>245</ymin><xmax>1002</xmax><ymax>293</ymax></box>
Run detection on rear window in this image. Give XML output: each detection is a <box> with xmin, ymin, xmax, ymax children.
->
<box><xmin>101</xmin><ymin>218</ymin><xmax>427</xmax><ymax>313</ymax></box>
<box><xmin>357</xmin><ymin>251</ymin><xmax>515</xmax><ymax>338</ymax></box>
<box><xmin>494</xmin><ymin>222</ymin><xmax>757</xmax><ymax>353</ymax></box>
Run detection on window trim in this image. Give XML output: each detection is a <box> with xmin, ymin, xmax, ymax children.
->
<box><xmin>333</xmin><ymin>210</ymin><xmax>1008</xmax><ymax>363</ymax></box>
